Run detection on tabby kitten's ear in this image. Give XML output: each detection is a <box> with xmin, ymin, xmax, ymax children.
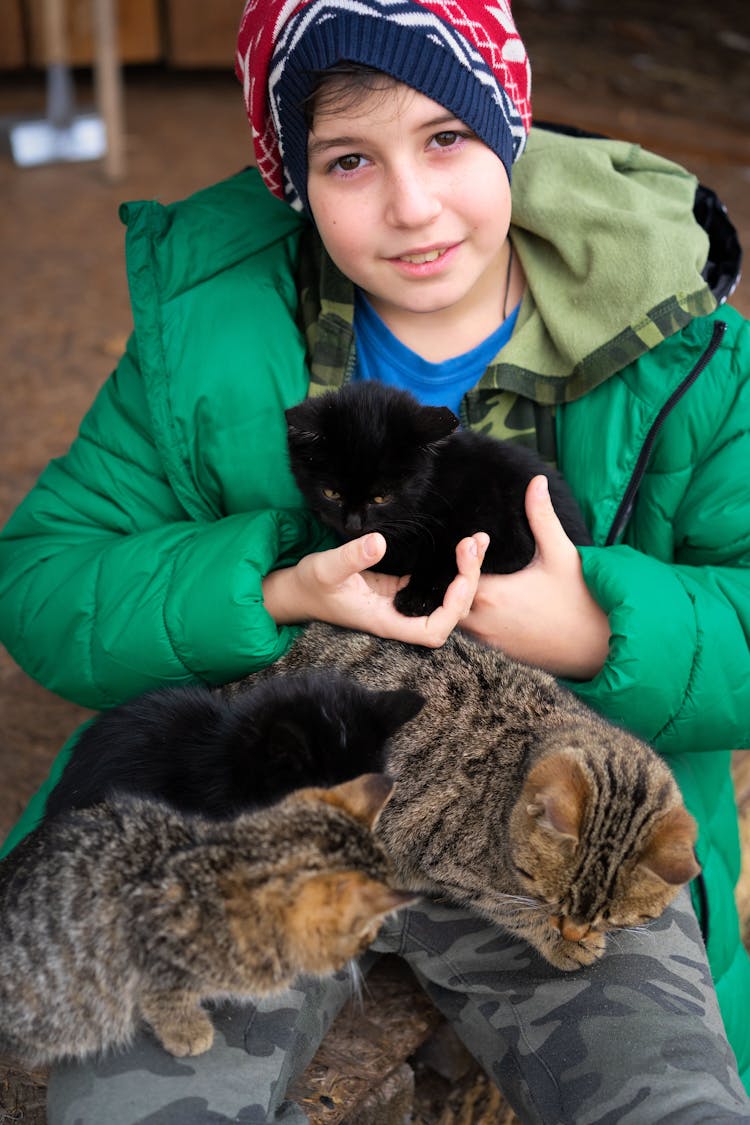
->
<box><xmin>375</xmin><ymin>689</ymin><xmax>425</xmax><ymax>735</ymax></box>
<box><xmin>413</xmin><ymin>405</ymin><xmax>460</xmax><ymax>447</ymax></box>
<box><xmin>523</xmin><ymin>753</ymin><xmax>589</xmax><ymax>841</ymax></box>
<box><xmin>319</xmin><ymin>773</ymin><xmax>395</xmax><ymax>829</ymax></box>
<box><xmin>638</xmin><ymin>806</ymin><xmax>701</xmax><ymax>886</ymax></box>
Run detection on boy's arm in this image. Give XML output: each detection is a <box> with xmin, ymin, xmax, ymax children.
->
<box><xmin>0</xmin><ymin>342</ymin><xmax>328</xmax><ymax>709</ymax></box>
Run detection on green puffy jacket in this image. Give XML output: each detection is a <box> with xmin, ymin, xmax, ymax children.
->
<box><xmin>1</xmin><ymin>129</ymin><xmax>749</xmax><ymax>1085</ymax></box>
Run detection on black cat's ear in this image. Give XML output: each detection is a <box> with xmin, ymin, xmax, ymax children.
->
<box><xmin>375</xmin><ymin>689</ymin><xmax>425</xmax><ymax>735</ymax></box>
<box><xmin>638</xmin><ymin>805</ymin><xmax>701</xmax><ymax>886</ymax></box>
<box><xmin>285</xmin><ymin>402</ymin><xmax>310</xmax><ymax>429</ymax></box>
<box><xmin>414</xmin><ymin>406</ymin><xmax>459</xmax><ymax>447</ymax></box>
<box><xmin>524</xmin><ymin>754</ymin><xmax>588</xmax><ymax>842</ymax></box>
<box><xmin>285</xmin><ymin>402</ymin><xmax>320</xmax><ymax>444</ymax></box>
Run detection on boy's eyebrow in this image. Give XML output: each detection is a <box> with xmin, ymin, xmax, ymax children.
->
<box><xmin>307</xmin><ymin>113</ymin><xmax>463</xmax><ymax>157</ymax></box>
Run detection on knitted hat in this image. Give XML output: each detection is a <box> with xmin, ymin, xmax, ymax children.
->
<box><xmin>236</xmin><ymin>0</ymin><xmax>532</xmax><ymax>212</ymax></box>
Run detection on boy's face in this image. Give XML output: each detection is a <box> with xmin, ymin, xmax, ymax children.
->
<box><xmin>307</xmin><ymin>82</ymin><xmax>512</xmax><ymax>337</ymax></box>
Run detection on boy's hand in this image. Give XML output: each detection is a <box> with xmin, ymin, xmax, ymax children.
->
<box><xmin>461</xmin><ymin>475</ymin><xmax>610</xmax><ymax>679</ymax></box>
<box><xmin>263</xmin><ymin>531</ymin><xmax>489</xmax><ymax>648</ymax></box>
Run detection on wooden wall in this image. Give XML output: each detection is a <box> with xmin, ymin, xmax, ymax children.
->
<box><xmin>0</xmin><ymin>0</ymin><xmax>242</xmax><ymax>69</ymax></box>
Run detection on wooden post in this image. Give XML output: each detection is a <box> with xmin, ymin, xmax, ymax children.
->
<box><xmin>93</xmin><ymin>0</ymin><xmax>126</xmax><ymax>180</ymax></box>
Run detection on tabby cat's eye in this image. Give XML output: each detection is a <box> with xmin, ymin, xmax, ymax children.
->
<box><xmin>322</xmin><ymin>488</ymin><xmax>341</xmax><ymax>501</ymax></box>
<box><xmin>371</xmin><ymin>494</ymin><xmax>392</xmax><ymax>505</ymax></box>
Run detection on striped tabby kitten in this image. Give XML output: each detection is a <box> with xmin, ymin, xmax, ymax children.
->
<box><xmin>0</xmin><ymin>774</ymin><xmax>413</xmax><ymax>1066</ymax></box>
<box><xmin>229</xmin><ymin>623</ymin><xmax>699</xmax><ymax>971</ymax></box>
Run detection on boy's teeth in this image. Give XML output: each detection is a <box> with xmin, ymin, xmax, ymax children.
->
<box><xmin>400</xmin><ymin>249</ymin><xmax>443</xmax><ymax>264</ymax></box>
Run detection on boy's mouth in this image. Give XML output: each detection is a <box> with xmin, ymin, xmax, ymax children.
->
<box><xmin>398</xmin><ymin>248</ymin><xmax>447</xmax><ymax>264</ymax></box>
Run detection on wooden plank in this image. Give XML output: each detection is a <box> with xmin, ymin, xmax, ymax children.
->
<box><xmin>0</xmin><ymin>0</ymin><xmax>26</xmax><ymax>69</ymax></box>
<box><xmin>26</xmin><ymin>0</ymin><xmax>161</xmax><ymax>67</ymax></box>
<box><xmin>163</xmin><ymin>0</ymin><xmax>240</xmax><ymax>68</ymax></box>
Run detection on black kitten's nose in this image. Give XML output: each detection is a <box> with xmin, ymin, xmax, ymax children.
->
<box><xmin>345</xmin><ymin>512</ymin><xmax>363</xmax><ymax>533</ymax></box>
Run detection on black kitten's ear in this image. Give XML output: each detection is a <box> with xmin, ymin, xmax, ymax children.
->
<box><xmin>414</xmin><ymin>405</ymin><xmax>459</xmax><ymax>447</ymax></box>
<box><xmin>376</xmin><ymin>689</ymin><xmax>425</xmax><ymax>735</ymax></box>
<box><xmin>285</xmin><ymin>401</ymin><xmax>318</xmax><ymax>434</ymax></box>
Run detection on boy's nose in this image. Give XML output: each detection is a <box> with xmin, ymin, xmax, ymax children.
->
<box><xmin>385</xmin><ymin>170</ymin><xmax>441</xmax><ymax>228</ymax></box>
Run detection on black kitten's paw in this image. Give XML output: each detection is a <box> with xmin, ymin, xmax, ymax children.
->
<box><xmin>394</xmin><ymin>584</ymin><xmax>444</xmax><ymax>617</ymax></box>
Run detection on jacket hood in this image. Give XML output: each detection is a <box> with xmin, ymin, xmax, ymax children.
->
<box><xmin>486</xmin><ymin>127</ymin><xmax>717</xmax><ymax>403</ymax></box>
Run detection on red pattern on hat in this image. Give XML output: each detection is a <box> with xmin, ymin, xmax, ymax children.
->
<box><xmin>236</xmin><ymin>0</ymin><xmax>531</xmax><ymax>202</ymax></box>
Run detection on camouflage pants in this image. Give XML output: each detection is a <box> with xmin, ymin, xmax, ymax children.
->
<box><xmin>47</xmin><ymin>887</ymin><xmax>750</xmax><ymax>1124</ymax></box>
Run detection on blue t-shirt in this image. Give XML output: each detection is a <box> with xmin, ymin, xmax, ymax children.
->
<box><xmin>352</xmin><ymin>291</ymin><xmax>520</xmax><ymax>417</ymax></box>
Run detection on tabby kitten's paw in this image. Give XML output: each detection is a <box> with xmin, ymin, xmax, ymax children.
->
<box><xmin>150</xmin><ymin>1007</ymin><xmax>215</xmax><ymax>1057</ymax></box>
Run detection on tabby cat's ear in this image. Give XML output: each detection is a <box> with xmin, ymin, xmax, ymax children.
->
<box><xmin>376</xmin><ymin>689</ymin><xmax>425</xmax><ymax>735</ymax></box>
<box><xmin>326</xmin><ymin>773</ymin><xmax>395</xmax><ymax>829</ymax></box>
<box><xmin>638</xmin><ymin>805</ymin><xmax>701</xmax><ymax>886</ymax></box>
<box><xmin>414</xmin><ymin>405</ymin><xmax>459</xmax><ymax>447</ymax></box>
<box><xmin>523</xmin><ymin>753</ymin><xmax>589</xmax><ymax>841</ymax></box>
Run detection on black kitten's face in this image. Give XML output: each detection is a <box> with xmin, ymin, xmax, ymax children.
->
<box><xmin>286</xmin><ymin>385</ymin><xmax>457</xmax><ymax>539</ymax></box>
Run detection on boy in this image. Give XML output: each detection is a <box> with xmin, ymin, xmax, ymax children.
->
<box><xmin>1</xmin><ymin>0</ymin><xmax>750</xmax><ymax>1119</ymax></box>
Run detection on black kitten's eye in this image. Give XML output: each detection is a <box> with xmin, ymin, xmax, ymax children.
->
<box><xmin>322</xmin><ymin>488</ymin><xmax>341</xmax><ymax>502</ymax></box>
<box><xmin>371</xmin><ymin>494</ymin><xmax>392</xmax><ymax>505</ymax></box>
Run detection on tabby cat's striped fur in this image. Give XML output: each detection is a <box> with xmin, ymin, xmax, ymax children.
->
<box><xmin>230</xmin><ymin>624</ymin><xmax>699</xmax><ymax>971</ymax></box>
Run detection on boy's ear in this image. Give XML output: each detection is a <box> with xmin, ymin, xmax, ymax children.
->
<box><xmin>415</xmin><ymin>405</ymin><xmax>459</xmax><ymax>446</ymax></box>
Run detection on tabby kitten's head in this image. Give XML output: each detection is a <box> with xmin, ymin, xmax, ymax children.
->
<box><xmin>215</xmin><ymin>773</ymin><xmax>418</xmax><ymax>978</ymax></box>
<box><xmin>286</xmin><ymin>383</ymin><xmax>457</xmax><ymax>539</ymax></box>
<box><xmin>509</xmin><ymin>745</ymin><xmax>700</xmax><ymax>953</ymax></box>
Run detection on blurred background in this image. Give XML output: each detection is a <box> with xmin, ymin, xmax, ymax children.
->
<box><xmin>1</xmin><ymin>0</ymin><xmax>749</xmax><ymax>879</ymax></box>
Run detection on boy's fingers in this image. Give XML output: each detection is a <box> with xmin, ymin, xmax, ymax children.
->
<box><xmin>318</xmin><ymin>532</ymin><xmax>387</xmax><ymax>585</ymax></box>
<box><xmin>524</xmin><ymin>475</ymin><xmax>572</xmax><ymax>560</ymax></box>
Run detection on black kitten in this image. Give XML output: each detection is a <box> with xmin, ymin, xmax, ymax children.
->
<box><xmin>45</xmin><ymin>670</ymin><xmax>424</xmax><ymax>820</ymax></box>
<box><xmin>286</xmin><ymin>382</ymin><xmax>592</xmax><ymax>616</ymax></box>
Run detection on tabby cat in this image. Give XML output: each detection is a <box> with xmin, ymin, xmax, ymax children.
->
<box><xmin>286</xmin><ymin>381</ymin><xmax>592</xmax><ymax>616</ymax></box>
<box><xmin>45</xmin><ymin>669</ymin><xmax>423</xmax><ymax>819</ymax></box>
<box><xmin>0</xmin><ymin>774</ymin><xmax>413</xmax><ymax>1066</ymax></box>
<box><xmin>229</xmin><ymin>623</ymin><xmax>700</xmax><ymax>971</ymax></box>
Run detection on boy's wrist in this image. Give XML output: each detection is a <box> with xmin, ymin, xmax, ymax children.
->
<box><xmin>262</xmin><ymin>565</ymin><xmax>309</xmax><ymax>626</ymax></box>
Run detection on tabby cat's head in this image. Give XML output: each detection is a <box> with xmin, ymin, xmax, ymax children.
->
<box><xmin>220</xmin><ymin>774</ymin><xmax>417</xmax><ymax>980</ymax></box>
<box><xmin>509</xmin><ymin>748</ymin><xmax>700</xmax><ymax>943</ymax></box>
<box><xmin>285</xmin><ymin>383</ymin><xmax>457</xmax><ymax>539</ymax></box>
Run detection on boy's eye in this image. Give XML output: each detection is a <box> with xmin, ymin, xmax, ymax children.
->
<box><xmin>433</xmin><ymin>131</ymin><xmax>459</xmax><ymax>148</ymax></box>
<box><xmin>331</xmin><ymin>153</ymin><xmax>365</xmax><ymax>174</ymax></box>
<box><xmin>322</xmin><ymin>488</ymin><xmax>341</xmax><ymax>501</ymax></box>
<box><xmin>370</xmin><ymin>494</ymin><xmax>392</xmax><ymax>505</ymax></box>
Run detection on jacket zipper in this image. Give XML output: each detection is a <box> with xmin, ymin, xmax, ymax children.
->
<box><xmin>605</xmin><ymin>320</ymin><xmax>727</xmax><ymax>545</ymax></box>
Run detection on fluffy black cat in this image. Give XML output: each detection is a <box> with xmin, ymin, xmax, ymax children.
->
<box><xmin>286</xmin><ymin>382</ymin><xmax>592</xmax><ymax>616</ymax></box>
<box><xmin>44</xmin><ymin>670</ymin><xmax>423</xmax><ymax>820</ymax></box>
